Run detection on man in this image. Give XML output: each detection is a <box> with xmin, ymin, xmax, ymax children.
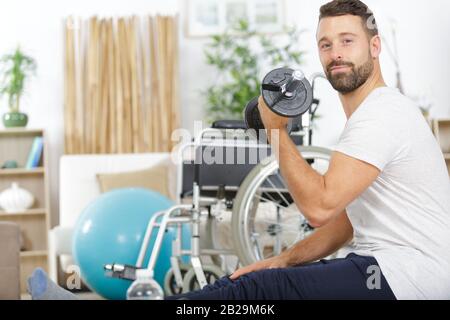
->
<box><xmin>28</xmin><ymin>0</ymin><xmax>450</xmax><ymax>300</ymax></box>
<box><xmin>167</xmin><ymin>0</ymin><xmax>450</xmax><ymax>300</ymax></box>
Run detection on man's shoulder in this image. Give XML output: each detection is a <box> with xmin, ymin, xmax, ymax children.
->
<box><xmin>358</xmin><ymin>88</ymin><xmax>419</xmax><ymax>121</ymax></box>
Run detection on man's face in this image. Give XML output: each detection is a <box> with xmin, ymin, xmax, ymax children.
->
<box><xmin>317</xmin><ymin>15</ymin><xmax>374</xmax><ymax>94</ymax></box>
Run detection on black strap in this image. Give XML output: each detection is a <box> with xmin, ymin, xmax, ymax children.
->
<box><xmin>261</xmin><ymin>83</ymin><xmax>281</xmax><ymax>92</ymax></box>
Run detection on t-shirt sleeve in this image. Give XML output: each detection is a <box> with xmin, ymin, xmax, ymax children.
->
<box><xmin>333</xmin><ymin>106</ymin><xmax>406</xmax><ymax>171</ymax></box>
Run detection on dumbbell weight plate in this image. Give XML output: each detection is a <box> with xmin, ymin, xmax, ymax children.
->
<box><xmin>244</xmin><ymin>96</ymin><xmax>294</xmax><ymax>140</ymax></box>
<box><xmin>244</xmin><ymin>97</ymin><xmax>264</xmax><ymax>132</ymax></box>
<box><xmin>261</xmin><ymin>67</ymin><xmax>313</xmax><ymax>118</ymax></box>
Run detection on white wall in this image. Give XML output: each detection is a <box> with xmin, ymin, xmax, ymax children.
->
<box><xmin>180</xmin><ymin>0</ymin><xmax>450</xmax><ymax>144</ymax></box>
<box><xmin>1</xmin><ymin>0</ymin><xmax>449</xmax><ymax>225</ymax></box>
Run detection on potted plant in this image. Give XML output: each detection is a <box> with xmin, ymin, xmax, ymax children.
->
<box><xmin>0</xmin><ymin>47</ymin><xmax>36</xmax><ymax>128</ymax></box>
<box><xmin>204</xmin><ymin>20</ymin><xmax>306</xmax><ymax>122</ymax></box>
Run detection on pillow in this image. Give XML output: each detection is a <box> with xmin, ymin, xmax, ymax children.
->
<box><xmin>96</xmin><ymin>161</ymin><xmax>176</xmax><ymax>200</ymax></box>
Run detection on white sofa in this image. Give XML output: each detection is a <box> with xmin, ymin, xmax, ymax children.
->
<box><xmin>48</xmin><ymin>153</ymin><xmax>173</xmax><ymax>283</ymax></box>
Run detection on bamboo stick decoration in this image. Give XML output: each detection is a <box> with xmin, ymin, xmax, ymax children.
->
<box><xmin>91</xmin><ymin>18</ymin><xmax>98</xmax><ymax>153</ymax></box>
<box><xmin>64</xmin><ymin>14</ymin><xmax>180</xmax><ymax>155</ymax></box>
<box><xmin>99</xmin><ymin>19</ymin><xmax>109</xmax><ymax>154</ymax></box>
<box><xmin>129</xmin><ymin>17</ymin><xmax>140</xmax><ymax>153</ymax></box>
<box><xmin>156</xmin><ymin>16</ymin><xmax>167</xmax><ymax>151</ymax></box>
<box><xmin>85</xmin><ymin>17</ymin><xmax>94</xmax><ymax>154</ymax></box>
<box><xmin>140</xmin><ymin>17</ymin><xmax>151</xmax><ymax>152</ymax></box>
<box><xmin>166</xmin><ymin>16</ymin><xmax>173</xmax><ymax>150</ymax></box>
<box><xmin>135</xmin><ymin>16</ymin><xmax>145</xmax><ymax>153</ymax></box>
<box><xmin>149</xmin><ymin>16</ymin><xmax>161</xmax><ymax>152</ymax></box>
<box><xmin>148</xmin><ymin>16</ymin><xmax>155</xmax><ymax>152</ymax></box>
<box><xmin>92</xmin><ymin>17</ymin><xmax>101</xmax><ymax>154</ymax></box>
<box><xmin>113</xmin><ymin>18</ymin><xmax>123</xmax><ymax>154</ymax></box>
<box><xmin>106</xmin><ymin>18</ymin><xmax>116</xmax><ymax>154</ymax></box>
<box><xmin>75</xmin><ymin>17</ymin><xmax>85</xmax><ymax>154</ymax></box>
<box><xmin>126</xmin><ymin>18</ymin><xmax>134</xmax><ymax>153</ymax></box>
<box><xmin>119</xmin><ymin>18</ymin><xmax>128</xmax><ymax>152</ymax></box>
<box><xmin>86</xmin><ymin>17</ymin><xmax>92</xmax><ymax>154</ymax></box>
<box><xmin>82</xmin><ymin>18</ymin><xmax>89</xmax><ymax>154</ymax></box>
<box><xmin>119</xmin><ymin>18</ymin><xmax>131</xmax><ymax>153</ymax></box>
<box><xmin>167</xmin><ymin>16</ymin><xmax>180</xmax><ymax>150</ymax></box>
<box><xmin>64</xmin><ymin>16</ymin><xmax>75</xmax><ymax>154</ymax></box>
<box><xmin>163</xmin><ymin>16</ymin><xmax>171</xmax><ymax>151</ymax></box>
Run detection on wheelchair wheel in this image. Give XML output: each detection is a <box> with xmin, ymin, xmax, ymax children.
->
<box><xmin>164</xmin><ymin>264</ymin><xmax>190</xmax><ymax>296</ymax></box>
<box><xmin>182</xmin><ymin>264</ymin><xmax>225</xmax><ymax>293</ymax></box>
<box><xmin>231</xmin><ymin>146</ymin><xmax>332</xmax><ymax>266</ymax></box>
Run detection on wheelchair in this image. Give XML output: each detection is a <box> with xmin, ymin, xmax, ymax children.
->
<box><xmin>104</xmin><ymin>73</ymin><xmax>333</xmax><ymax>296</ymax></box>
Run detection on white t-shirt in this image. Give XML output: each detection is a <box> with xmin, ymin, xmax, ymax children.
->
<box><xmin>333</xmin><ymin>86</ymin><xmax>450</xmax><ymax>300</ymax></box>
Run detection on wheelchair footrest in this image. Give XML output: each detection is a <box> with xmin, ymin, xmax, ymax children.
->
<box><xmin>104</xmin><ymin>263</ymin><xmax>139</xmax><ymax>281</ymax></box>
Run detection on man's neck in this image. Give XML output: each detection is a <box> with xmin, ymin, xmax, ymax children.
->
<box><xmin>339</xmin><ymin>70</ymin><xmax>386</xmax><ymax>120</ymax></box>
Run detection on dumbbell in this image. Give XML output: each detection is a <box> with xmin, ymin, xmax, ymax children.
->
<box><xmin>244</xmin><ymin>67</ymin><xmax>313</xmax><ymax>139</ymax></box>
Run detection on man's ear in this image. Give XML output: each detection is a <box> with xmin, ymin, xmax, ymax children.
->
<box><xmin>370</xmin><ymin>35</ymin><xmax>382</xmax><ymax>59</ymax></box>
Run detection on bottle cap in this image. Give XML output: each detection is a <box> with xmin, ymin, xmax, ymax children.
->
<box><xmin>136</xmin><ymin>268</ymin><xmax>154</xmax><ymax>279</ymax></box>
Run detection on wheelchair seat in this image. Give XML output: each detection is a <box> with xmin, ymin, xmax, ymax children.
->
<box><xmin>212</xmin><ymin>120</ymin><xmax>247</xmax><ymax>130</ymax></box>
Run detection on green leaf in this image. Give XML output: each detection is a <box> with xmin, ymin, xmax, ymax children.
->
<box><xmin>0</xmin><ymin>46</ymin><xmax>37</xmax><ymax>111</ymax></box>
<box><xmin>203</xmin><ymin>20</ymin><xmax>307</xmax><ymax>121</ymax></box>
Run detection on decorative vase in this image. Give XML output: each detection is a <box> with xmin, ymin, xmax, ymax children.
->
<box><xmin>2</xmin><ymin>112</ymin><xmax>28</xmax><ymax>128</ymax></box>
<box><xmin>0</xmin><ymin>182</ymin><xmax>34</xmax><ymax>213</ymax></box>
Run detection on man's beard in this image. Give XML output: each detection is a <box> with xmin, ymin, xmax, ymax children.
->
<box><xmin>326</xmin><ymin>56</ymin><xmax>374</xmax><ymax>94</ymax></box>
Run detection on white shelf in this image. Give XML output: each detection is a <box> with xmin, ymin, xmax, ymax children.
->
<box><xmin>0</xmin><ymin>167</ymin><xmax>44</xmax><ymax>176</ymax></box>
<box><xmin>0</xmin><ymin>208</ymin><xmax>46</xmax><ymax>217</ymax></box>
<box><xmin>0</xmin><ymin>128</ymin><xmax>44</xmax><ymax>136</ymax></box>
<box><xmin>20</xmin><ymin>250</ymin><xmax>48</xmax><ymax>258</ymax></box>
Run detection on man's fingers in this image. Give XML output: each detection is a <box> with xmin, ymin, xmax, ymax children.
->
<box><xmin>229</xmin><ymin>265</ymin><xmax>256</xmax><ymax>280</ymax></box>
<box><xmin>229</xmin><ymin>260</ymin><xmax>271</xmax><ymax>280</ymax></box>
<box><xmin>229</xmin><ymin>257</ymin><xmax>284</xmax><ymax>280</ymax></box>
<box><xmin>229</xmin><ymin>268</ymin><xmax>248</xmax><ymax>280</ymax></box>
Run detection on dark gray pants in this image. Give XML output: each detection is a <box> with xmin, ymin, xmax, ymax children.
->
<box><xmin>167</xmin><ymin>253</ymin><xmax>396</xmax><ymax>300</ymax></box>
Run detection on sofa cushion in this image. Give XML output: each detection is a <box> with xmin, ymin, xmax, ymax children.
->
<box><xmin>96</xmin><ymin>161</ymin><xmax>174</xmax><ymax>200</ymax></box>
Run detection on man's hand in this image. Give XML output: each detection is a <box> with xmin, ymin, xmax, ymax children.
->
<box><xmin>257</xmin><ymin>96</ymin><xmax>289</xmax><ymax>131</ymax></box>
<box><xmin>229</xmin><ymin>255</ymin><xmax>289</xmax><ymax>280</ymax></box>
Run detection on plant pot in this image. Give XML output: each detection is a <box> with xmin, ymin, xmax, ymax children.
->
<box><xmin>2</xmin><ymin>112</ymin><xmax>28</xmax><ymax>128</ymax></box>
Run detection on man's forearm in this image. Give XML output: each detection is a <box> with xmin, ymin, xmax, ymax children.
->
<box><xmin>279</xmin><ymin>211</ymin><xmax>353</xmax><ymax>266</ymax></box>
<box><xmin>269</xmin><ymin>128</ymin><xmax>331</xmax><ymax>227</ymax></box>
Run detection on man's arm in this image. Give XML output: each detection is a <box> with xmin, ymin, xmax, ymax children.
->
<box><xmin>257</xmin><ymin>96</ymin><xmax>380</xmax><ymax>228</ymax></box>
<box><xmin>271</xmin><ymin>128</ymin><xmax>379</xmax><ymax>227</ymax></box>
<box><xmin>230</xmin><ymin>211</ymin><xmax>353</xmax><ymax>279</ymax></box>
<box><xmin>279</xmin><ymin>210</ymin><xmax>353</xmax><ymax>266</ymax></box>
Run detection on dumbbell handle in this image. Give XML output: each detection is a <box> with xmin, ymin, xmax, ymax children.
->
<box><xmin>261</xmin><ymin>69</ymin><xmax>305</xmax><ymax>103</ymax></box>
<box><xmin>282</xmin><ymin>70</ymin><xmax>305</xmax><ymax>97</ymax></box>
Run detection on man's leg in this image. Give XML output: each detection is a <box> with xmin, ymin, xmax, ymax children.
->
<box><xmin>166</xmin><ymin>253</ymin><xmax>396</xmax><ymax>300</ymax></box>
<box><xmin>27</xmin><ymin>268</ymin><xmax>78</xmax><ymax>300</ymax></box>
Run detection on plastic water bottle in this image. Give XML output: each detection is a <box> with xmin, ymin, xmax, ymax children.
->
<box><xmin>126</xmin><ymin>269</ymin><xmax>164</xmax><ymax>300</ymax></box>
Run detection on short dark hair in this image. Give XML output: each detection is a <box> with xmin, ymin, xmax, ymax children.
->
<box><xmin>319</xmin><ymin>0</ymin><xmax>378</xmax><ymax>38</ymax></box>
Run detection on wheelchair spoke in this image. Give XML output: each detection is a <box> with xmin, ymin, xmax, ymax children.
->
<box><xmin>265</xmin><ymin>175</ymin><xmax>291</xmax><ymax>207</ymax></box>
<box><xmin>248</xmin><ymin>216</ymin><xmax>304</xmax><ymax>230</ymax></box>
<box><xmin>250</xmin><ymin>232</ymin><xmax>264</xmax><ymax>259</ymax></box>
<box><xmin>253</xmin><ymin>194</ymin><xmax>301</xmax><ymax>216</ymax></box>
<box><xmin>274</xmin><ymin>208</ymin><xmax>282</xmax><ymax>255</ymax></box>
<box><xmin>260</xmin><ymin>190</ymin><xmax>279</xmax><ymax>204</ymax></box>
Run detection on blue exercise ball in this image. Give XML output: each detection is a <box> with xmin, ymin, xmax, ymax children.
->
<box><xmin>73</xmin><ymin>188</ymin><xmax>190</xmax><ymax>300</ymax></box>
